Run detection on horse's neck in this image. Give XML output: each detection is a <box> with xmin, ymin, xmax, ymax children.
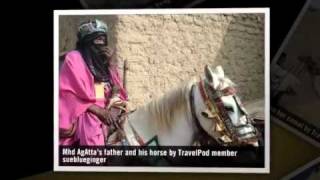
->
<box><xmin>156</xmin><ymin>108</ymin><xmax>195</xmax><ymax>146</ymax></box>
<box><xmin>126</xmin><ymin>86</ymin><xmax>196</xmax><ymax>146</ymax></box>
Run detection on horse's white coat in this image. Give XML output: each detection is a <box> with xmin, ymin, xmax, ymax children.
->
<box><xmin>123</xmin><ymin>65</ymin><xmax>260</xmax><ymax>146</ymax></box>
<box><xmin>124</xmin><ymin>81</ymin><xmax>196</xmax><ymax>146</ymax></box>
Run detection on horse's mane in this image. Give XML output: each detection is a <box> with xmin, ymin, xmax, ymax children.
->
<box><xmin>142</xmin><ymin>78</ymin><xmax>196</xmax><ymax>130</ymax></box>
<box><xmin>140</xmin><ymin>73</ymin><xmax>235</xmax><ymax>130</ymax></box>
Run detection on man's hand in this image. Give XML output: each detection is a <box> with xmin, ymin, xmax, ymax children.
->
<box><xmin>87</xmin><ymin>104</ymin><xmax>121</xmax><ymax>129</ymax></box>
<box><xmin>107</xmin><ymin>95</ymin><xmax>127</xmax><ymax>110</ymax></box>
<box><xmin>100</xmin><ymin>108</ymin><xmax>121</xmax><ymax>129</ymax></box>
<box><xmin>108</xmin><ymin>107</ymin><xmax>123</xmax><ymax>129</ymax></box>
<box><xmin>108</xmin><ymin>96</ymin><xmax>136</xmax><ymax>113</ymax></box>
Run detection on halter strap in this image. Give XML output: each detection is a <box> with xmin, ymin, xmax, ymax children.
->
<box><xmin>198</xmin><ymin>78</ymin><xmax>218</xmax><ymax>116</ymax></box>
<box><xmin>196</xmin><ymin>77</ymin><xmax>259</xmax><ymax>146</ymax></box>
<box><xmin>189</xmin><ymin>85</ymin><xmax>221</xmax><ymax>146</ymax></box>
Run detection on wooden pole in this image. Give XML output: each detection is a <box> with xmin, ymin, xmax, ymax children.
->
<box><xmin>123</xmin><ymin>59</ymin><xmax>128</xmax><ymax>90</ymax></box>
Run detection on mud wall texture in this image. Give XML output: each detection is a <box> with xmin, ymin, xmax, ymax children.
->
<box><xmin>59</xmin><ymin>14</ymin><xmax>265</xmax><ymax>107</ymax></box>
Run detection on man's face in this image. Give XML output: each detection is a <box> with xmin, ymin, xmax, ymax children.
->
<box><xmin>93</xmin><ymin>35</ymin><xmax>107</xmax><ymax>46</ymax></box>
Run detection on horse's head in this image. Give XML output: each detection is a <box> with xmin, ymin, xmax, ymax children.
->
<box><xmin>193</xmin><ymin>65</ymin><xmax>261</xmax><ymax>147</ymax></box>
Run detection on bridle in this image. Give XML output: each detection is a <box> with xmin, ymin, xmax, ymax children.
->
<box><xmin>190</xmin><ymin>78</ymin><xmax>261</xmax><ymax>146</ymax></box>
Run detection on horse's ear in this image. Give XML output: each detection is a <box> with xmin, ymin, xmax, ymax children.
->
<box><xmin>205</xmin><ymin>65</ymin><xmax>219</xmax><ymax>89</ymax></box>
<box><xmin>215</xmin><ymin>65</ymin><xmax>225</xmax><ymax>79</ymax></box>
<box><xmin>204</xmin><ymin>65</ymin><xmax>214</xmax><ymax>82</ymax></box>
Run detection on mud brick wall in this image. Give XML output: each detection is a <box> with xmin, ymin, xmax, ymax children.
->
<box><xmin>59</xmin><ymin>14</ymin><xmax>265</xmax><ymax>107</ymax></box>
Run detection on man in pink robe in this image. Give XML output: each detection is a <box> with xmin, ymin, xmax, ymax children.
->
<box><xmin>59</xmin><ymin>19</ymin><xmax>128</xmax><ymax>146</ymax></box>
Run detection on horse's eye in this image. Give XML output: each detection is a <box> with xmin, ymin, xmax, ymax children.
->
<box><xmin>208</xmin><ymin>85</ymin><xmax>214</xmax><ymax>90</ymax></box>
<box><xmin>225</xmin><ymin>106</ymin><xmax>234</xmax><ymax>112</ymax></box>
<box><xmin>201</xmin><ymin>111</ymin><xmax>209</xmax><ymax>118</ymax></box>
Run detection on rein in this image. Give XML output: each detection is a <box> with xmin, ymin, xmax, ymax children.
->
<box><xmin>190</xmin><ymin>85</ymin><xmax>221</xmax><ymax>146</ymax></box>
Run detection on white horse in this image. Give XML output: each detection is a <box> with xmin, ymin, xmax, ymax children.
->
<box><xmin>111</xmin><ymin>65</ymin><xmax>262</xmax><ymax>147</ymax></box>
